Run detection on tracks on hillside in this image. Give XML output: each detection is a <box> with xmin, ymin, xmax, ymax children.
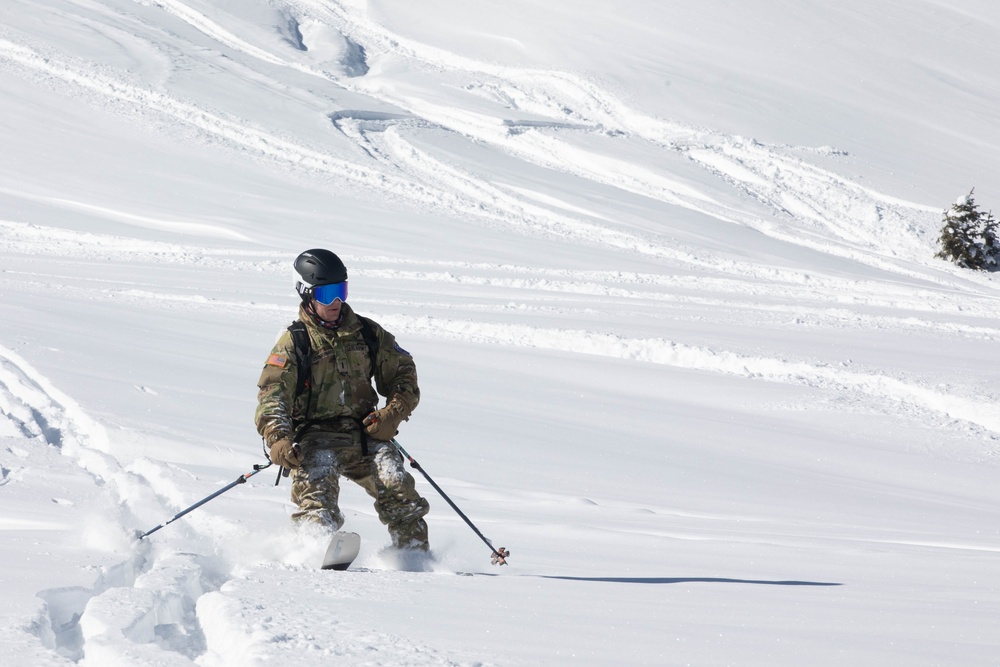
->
<box><xmin>0</xmin><ymin>0</ymin><xmax>970</xmax><ymax>288</ymax></box>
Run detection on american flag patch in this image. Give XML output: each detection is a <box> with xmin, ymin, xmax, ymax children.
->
<box><xmin>267</xmin><ymin>354</ymin><xmax>288</xmax><ymax>368</ymax></box>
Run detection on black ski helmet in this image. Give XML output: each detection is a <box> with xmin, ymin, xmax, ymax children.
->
<box><xmin>294</xmin><ymin>249</ymin><xmax>347</xmax><ymax>300</ymax></box>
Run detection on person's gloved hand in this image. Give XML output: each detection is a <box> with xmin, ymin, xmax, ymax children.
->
<box><xmin>269</xmin><ymin>437</ymin><xmax>303</xmax><ymax>468</ymax></box>
<box><xmin>363</xmin><ymin>398</ymin><xmax>409</xmax><ymax>441</ymax></box>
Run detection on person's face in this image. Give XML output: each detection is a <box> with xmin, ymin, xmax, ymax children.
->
<box><xmin>313</xmin><ymin>298</ymin><xmax>342</xmax><ymax>322</ymax></box>
<box><xmin>308</xmin><ymin>280</ymin><xmax>348</xmax><ymax>322</ymax></box>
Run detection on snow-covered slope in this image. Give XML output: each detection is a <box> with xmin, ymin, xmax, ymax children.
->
<box><xmin>2</xmin><ymin>1</ymin><xmax>999</xmax><ymax>665</ymax></box>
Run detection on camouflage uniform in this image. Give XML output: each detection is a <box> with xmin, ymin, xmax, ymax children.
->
<box><xmin>255</xmin><ymin>303</ymin><xmax>429</xmax><ymax>549</ymax></box>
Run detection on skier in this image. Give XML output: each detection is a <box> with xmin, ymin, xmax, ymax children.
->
<box><xmin>255</xmin><ymin>248</ymin><xmax>430</xmax><ymax>551</ymax></box>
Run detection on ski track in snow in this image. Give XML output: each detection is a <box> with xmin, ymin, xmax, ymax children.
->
<box><xmin>4</xmin><ymin>219</ymin><xmax>1000</xmax><ymax>321</ymax></box>
<box><xmin>0</xmin><ymin>345</ymin><xmax>212</xmax><ymax>664</ymax></box>
<box><xmin>0</xmin><ymin>1</ymin><xmax>985</xmax><ymax>292</ymax></box>
<box><xmin>0</xmin><ymin>33</ymin><xmax>683</xmax><ymax>266</ymax></box>
<box><xmin>5</xmin><ymin>217</ymin><xmax>1000</xmax><ymax>444</ymax></box>
<box><xmin>374</xmin><ymin>314</ymin><xmax>1000</xmax><ymax>439</ymax></box>
<box><xmin>0</xmin><ymin>362</ymin><xmax>194</xmax><ymax>667</ymax></box>
<box><xmin>4</xmin><ymin>206</ymin><xmax>1000</xmax><ymax>439</ymax></box>
<box><xmin>284</xmin><ymin>0</ymin><xmax>955</xmax><ymax>280</ymax></box>
<box><xmin>0</xmin><ymin>346</ymin><xmax>267</xmax><ymax>665</ymax></box>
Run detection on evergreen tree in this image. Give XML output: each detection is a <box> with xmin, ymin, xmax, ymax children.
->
<box><xmin>936</xmin><ymin>189</ymin><xmax>1000</xmax><ymax>270</ymax></box>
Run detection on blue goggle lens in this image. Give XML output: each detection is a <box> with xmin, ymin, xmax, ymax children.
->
<box><xmin>312</xmin><ymin>281</ymin><xmax>348</xmax><ymax>305</ymax></box>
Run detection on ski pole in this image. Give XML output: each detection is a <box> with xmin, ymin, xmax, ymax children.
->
<box><xmin>138</xmin><ymin>461</ymin><xmax>273</xmax><ymax>540</ymax></box>
<box><xmin>391</xmin><ymin>438</ymin><xmax>510</xmax><ymax>565</ymax></box>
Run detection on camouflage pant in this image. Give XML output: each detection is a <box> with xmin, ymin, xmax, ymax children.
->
<box><xmin>290</xmin><ymin>428</ymin><xmax>430</xmax><ymax>549</ymax></box>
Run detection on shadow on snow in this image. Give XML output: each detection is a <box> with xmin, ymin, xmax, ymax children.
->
<box><xmin>534</xmin><ymin>575</ymin><xmax>842</xmax><ymax>587</ymax></box>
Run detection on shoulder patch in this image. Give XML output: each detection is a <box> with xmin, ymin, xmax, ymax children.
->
<box><xmin>393</xmin><ymin>342</ymin><xmax>411</xmax><ymax>356</ymax></box>
<box><xmin>266</xmin><ymin>353</ymin><xmax>288</xmax><ymax>368</ymax></box>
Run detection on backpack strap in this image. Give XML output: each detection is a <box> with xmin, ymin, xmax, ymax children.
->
<box><xmin>355</xmin><ymin>316</ymin><xmax>381</xmax><ymax>456</ymax></box>
<box><xmin>356</xmin><ymin>316</ymin><xmax>380</xmax><ymax>376</ymax></box>
<box><xmin>279</xmin><ymin>320</ymin><xmax>313</xmax><ymax>479</ymax></box>
<box><xmin>287</xmin><ymin>320</ymin><xmax>312</xmax><ymax>398</ymax></box>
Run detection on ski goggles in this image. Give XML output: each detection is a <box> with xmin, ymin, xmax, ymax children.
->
<box><xmin>311</xmin><ymin>280</ymin><xmax>348</xmax><ymax>305</ymax></box>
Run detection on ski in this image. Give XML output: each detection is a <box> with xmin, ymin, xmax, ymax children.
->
<box><xmin>321</xmin><ymin>531</ymin><xmax>361</xmax><ymax>570</ymax></box>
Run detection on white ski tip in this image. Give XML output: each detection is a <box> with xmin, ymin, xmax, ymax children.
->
<box><xmin>321</xmin><ymin>531</ymin><xmax>361</xmax><ymax>570</ymax></box>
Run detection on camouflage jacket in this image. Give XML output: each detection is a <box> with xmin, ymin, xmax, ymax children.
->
<box><xmin>255</xmin><ymin>303</ymin><xmax>419</xmax><ymax>446</ymax></box>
